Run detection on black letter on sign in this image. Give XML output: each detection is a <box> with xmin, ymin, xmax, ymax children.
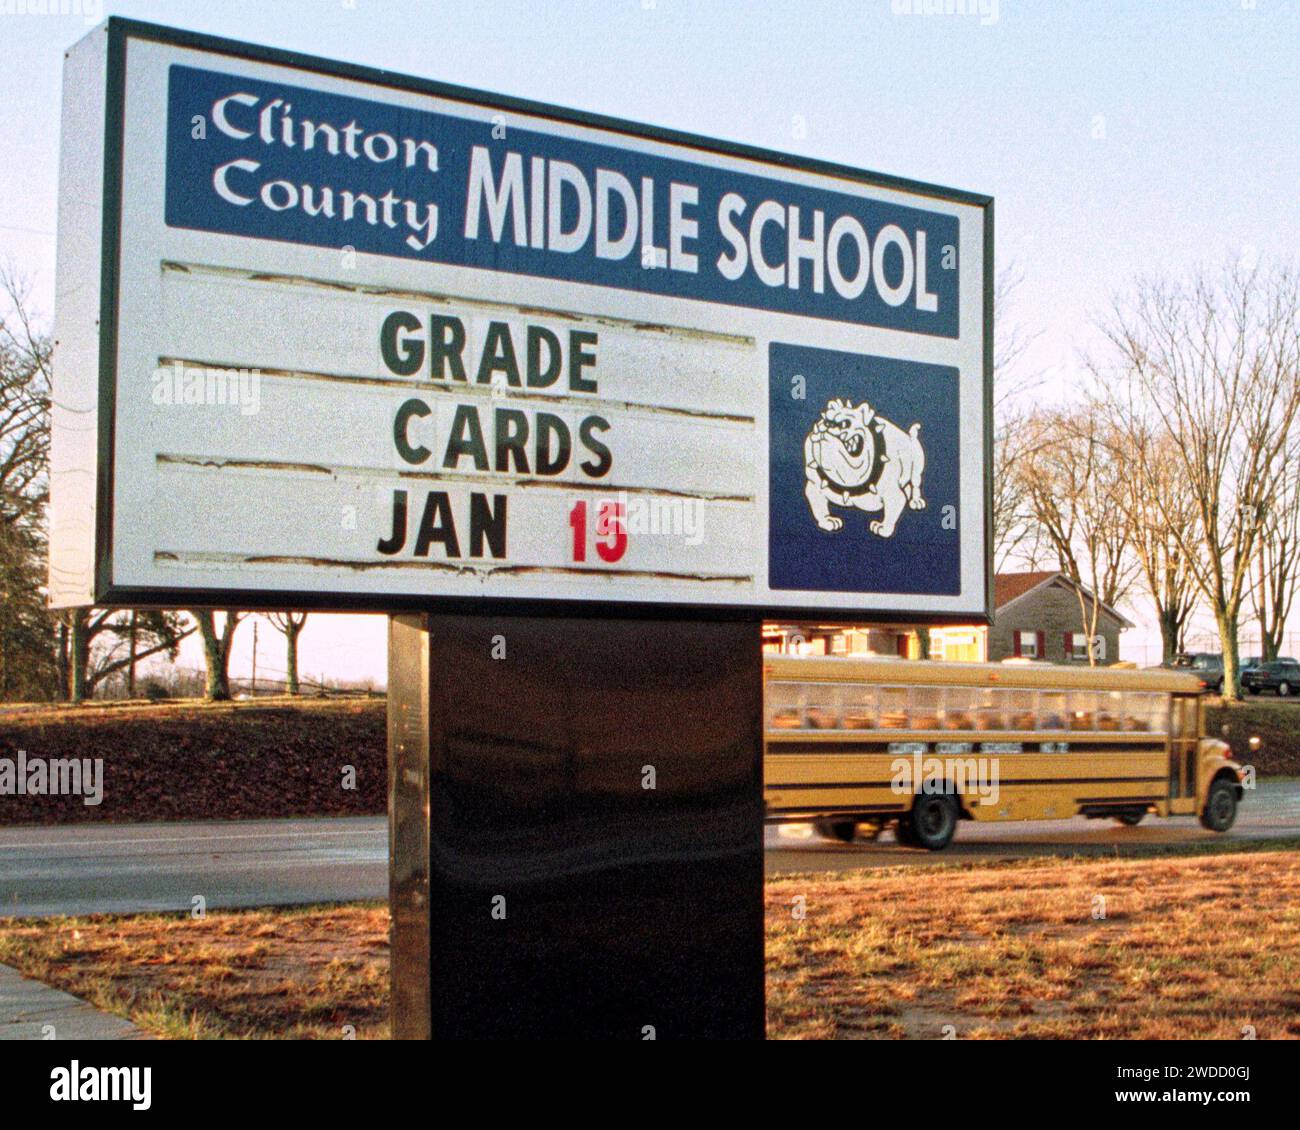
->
<box><xmin>527</xmin><ymin>325</ymin><xmax>563</xmax><ymax>388</ymax></box>
<box><xmin>380</xmin><ymin>311</ymin><xmax>423</xmax><ymax>376</ymax></box>
<box><xmin>568</xmin><ymin>330</ymin><xmax>598</xmax><ymax>392</ymax></box>
<box><xmin>394</xmin><ymin>399</ymin><xmax>432</xmax><ymax>465</ymax></box>
<box><xmin>429</xmin><ymin>314</ymin><xmax>467</xmax><ymax>381</ymax></box>
<box><xmin>477</xmin><ymin>321</ymin><xmax>522</xmax><ymax>387</ymax></box>
<box><xmin>534</xmin><ymin>413</ymin><xmax>571</xmax><ymax>475</ymax></box>
<box><xmin>578</xmin><ymin>415</ymin><xmax>612</xmax><ymax>478</ymax></box>
<box><xmin>469</xmin><ymin>493</ymin><xmax>508</xmax><ymax>559</ymax></box>
<box><xmin>443</xmin><ymin>405</ymin><xmax>489</xmax><ymax>470</ymax></box>
<box><xmin>377</xmin><ymin>490</ymin><xmax>408</xmax><ymax>555</ymax></box>
<box><xmin>413</xmin><ymin>491</ymin><xmax>461</xmax><ymax>558</ymax></box>
<box><xmin>494</xmin><ymin>408</ymin><xmax>530</xmax><ymax>473</ymax></box>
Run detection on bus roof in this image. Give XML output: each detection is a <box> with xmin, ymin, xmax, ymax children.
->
<box><xmin>763</xmin><ymin>656</ymin><xmax>1204</xmax><ymax>695</ymax></box>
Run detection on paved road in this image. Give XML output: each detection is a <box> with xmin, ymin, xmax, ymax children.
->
<box><xmin>765</xmin><ymin>778</ymin><xmax>1300</xmax><ymax>874</ymax></box>
<box><xmin>0</xmin><ymin>816</ymin><xmax>387</xmax><ymax>918</ymax></box>
<box><xmin>1</xmin><ymin>783</ymin><xmax>1297</xmax><ymax>916</ymax></box>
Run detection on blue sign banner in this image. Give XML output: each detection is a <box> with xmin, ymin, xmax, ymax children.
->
<box><xmin>165</xmin><ymin>64</ymin><xmax>960</xmax><ymax>337</ymax></box>
<box><xmin>768</xmin><ymin>343</ymin><xmax>961</xmax><ymax>596</ymax></box>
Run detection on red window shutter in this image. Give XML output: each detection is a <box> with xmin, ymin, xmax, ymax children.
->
<box><xmin>1063</xmin><ymin>632</ymin><xmax>1074</xmax><ymax>658</ymax></box>
<box><xmin>897</xmin><ymin>634</ymin><xmax>909</xmax><ymax>658</ymax></box>
<box><xmin>1013</xmin><ymin>632</ymin><xmax>1022</xmax><ymax>657</ymax></box>
<box><xmin>1036</xmin><ymin>631</ymin><xmax>1046</xmax><ymax>658</ymax></box>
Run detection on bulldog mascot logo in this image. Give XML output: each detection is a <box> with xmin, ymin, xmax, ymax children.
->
<box><xmin>803</xmin><ymin>398</ymin><xmax>926</xmax><ymax>538</ymax></box>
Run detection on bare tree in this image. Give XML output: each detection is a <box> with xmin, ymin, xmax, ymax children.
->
<box><xmin>1250</xmin><ymin>427</ymin><xmax>1300</xmax><ymax>662</ymax></box>
<box><xmin>1095</xmin><ymin>260</ymin><xmax>1300</xmax><ymax>699</ymax></box>
<box><xmin>0</xmin><ymin>263</ymin><xmax>50</xmax><ymax>520</ymax></box>
<box><xmin>191</xmin><ymin>610</ymin><xmax>245</xmax><ymax>701</ymax></box>
<box><xmin>0</xmin><ymin>263</ymin><xmax>56</xmax><ymax>700</ymax></box>
<box><xmin>1017</xmin><ymin>409</ymin><xmax>1137</xmax><ymax>665</ymax></box>
<box><xmin>89</xmin><ymin>611</ymin><xmax>192</xmax><ymax>699</ymax></box>
<box><xmin>268</xmin><ymin>611</ymin><xmax>309</xmax><ymax>695</ymax></box>
<box><xmin>1103</xmin><ymin>423</ymin><xmax>1199</xmax><ymax>664</ymax></box>
<box><xmin>991</xmin><ymin>264</ymin><xmax>1043</xmax><ymax>570</ymax></box>
<box><xmin>53</xmin><ymin>608</ymin><xmax>193</xmax><ymax>703</ymax></box>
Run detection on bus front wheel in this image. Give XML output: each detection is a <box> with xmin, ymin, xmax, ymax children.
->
<box><xmin>1199</xmin><ymin>778</ymin><xmax>1238</xmax><ymax>833</ymax></box>
<box><xmin>1114</xmin><ymin>811</ymin><xmax>1146</xmax><ymax>826</ymax></box>
<box><xmin>905</xmin><ymin>794</ymin><xmax>958</xmax><ymax>851</ymax></box>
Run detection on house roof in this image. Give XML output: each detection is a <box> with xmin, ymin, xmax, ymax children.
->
<box><xmin>994</xmin><ymin>570</ymin><xmax>1134</xmax><ymax>630</ymax></box>
<box><xmin>994</xmin><ymin>571</ymin><xmax>1058</xmax><ymax>609</ymax></box>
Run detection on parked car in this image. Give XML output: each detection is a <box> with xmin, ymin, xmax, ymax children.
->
<box><xmin>1240</xmin><ymin>655</ymin><xmax>1296</xmax><ymax>674</ymax></box>
<box><xmin>1171</xmin><ymin>652</ymin><xmax>1224</xmax><ymax>693</ymax></box>
<box><xmin>1242</xmin><ymin>659</ymin><xmax>1300</xmax><ymax>697</ymax></box>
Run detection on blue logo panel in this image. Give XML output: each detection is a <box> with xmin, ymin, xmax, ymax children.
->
<box><xmin>165</xmin><ymin>64</ymin><xmax>959</xmax><ymax>337</ymax></box>
<box><xmin>768</xmin><ymin>343</ymin><xmax>961</xmax><ymax>596</ymax></box>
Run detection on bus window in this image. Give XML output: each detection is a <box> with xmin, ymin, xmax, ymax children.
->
<box><xmin>1006</xmin><ymin>688</ymin><xmax>1036</xmax><ymax>731</ymax></box>
<box><xmin>911</xmin><ymin>685</ymin><xmax>943</xmax><ymax>729</ymax></box>
<box><xmin>804</xmin><ymin>683</ymin><xmax>840</xmax><ymax>729</ymax></box>
<box><xmin>841</xmin><ymin>684</ymin><xmax>877</xmax><ymax>729</ymax></box>
<box><xmin>879</xmin><ymin>686</ymin><xmax>909</xmax><ymax>729</ymax></box>
<box><xmin>1039</xmin><ymin>690</ymin><xmax>1067</xmax><ymax>731</ymax></box>
<box><xmin>944</xmin><ymin>688</ymin><xmax>976</xmax><ymax>731</ymax></box>
<box><xmin>1098</xmin><ymin>691</ymin><xmax>1125</xmax><ymax>731</ymax></box>
<box><xmin>1069</xmin><ymin>691</ymin><xmax>1100</xmax><ymax>731</ymax></box>
<box><xmin>975</xmin><ymin>688</ymin><xmax>1006</xmax><ymax>731</ymax></box>
<box><xmin>1126</xmin><ymin>692</ymin><xmax>1166</xmax><ymax>733</ymax></box>
<box><xmin>767</xmin><ymin>682</ymin><xmax>803</xmax><ymax>729</ymax></box>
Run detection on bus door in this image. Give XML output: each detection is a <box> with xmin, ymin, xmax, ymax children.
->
<box><xmin>1169</xmin><ymin>694</ymin><xmax>1198</xmax><ymax>805</ymax></box>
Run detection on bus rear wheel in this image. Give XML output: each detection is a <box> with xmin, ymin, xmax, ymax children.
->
<box><xmin>814</xmin><ymin>819</ymin><xmax>858</xmax><ymax>843</ymax></box>
<box><xmin>1199</xmin><ymin>778</ymin><xmax>1238</xmax><ymax>833</ymax></box>
<box><xmin>1114</xmin><ymin>810</ymin><xmax>1146</xmax><ymax>826</ymax></box>
<box><xmin>905</xmin><ymin>793</ymin><xmax>958</xmax><ymax>851</ymax></box>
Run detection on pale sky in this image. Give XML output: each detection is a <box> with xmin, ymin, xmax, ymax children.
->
<box><xmin>3</xmin><ymin>0</ymin><xmax>1298</xmax><ymax>681</ymax></box>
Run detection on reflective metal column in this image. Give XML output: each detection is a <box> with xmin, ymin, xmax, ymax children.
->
<box><xmin>388</xmin><ymin>612</ymin><xmax>764</xmax><ymax>1040</ymax></box>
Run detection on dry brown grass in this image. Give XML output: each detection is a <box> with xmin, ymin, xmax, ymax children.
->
<box><xmin>767</xmin><ymin>847</ymin><xmax>1300</xmax><ymax>1039</ymax></box>
<box><xmin>3</xmin><ymin>847</ymin><xmax>1298</xmax><ymax>1039</ymax></box>
<box><xmin>0</xmin><ymin>903</ymin><xmax>389</xmax><ymax>1039</ymax></box>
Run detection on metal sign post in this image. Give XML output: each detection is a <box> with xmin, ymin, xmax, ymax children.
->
<box><xmin>388</xmin><ymin>613</ymin><xmax>763</xmax><ymax>1039</ymax></box>
<box><xmin>49</xmin><ymin>18</ymin><xmax>990</xmax><ymax>1039</ymax></box>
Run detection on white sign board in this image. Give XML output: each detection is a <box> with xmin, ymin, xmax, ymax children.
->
<box><xmin>50</xmin><ymin>19</ymin><xmax>991</xmax><ymax>619</ymax></box>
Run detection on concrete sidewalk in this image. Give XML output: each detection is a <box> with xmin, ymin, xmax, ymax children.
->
<box><xmin>0</xmin><ymin>963</ymin><xmax>145</xmax><ymax>1040</ymax></box>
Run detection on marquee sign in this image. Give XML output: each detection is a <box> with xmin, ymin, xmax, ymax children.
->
<box><xmin>50</xmin><ymin>19</ymin><xmax>992</xmax><ymax>618</ymax></box>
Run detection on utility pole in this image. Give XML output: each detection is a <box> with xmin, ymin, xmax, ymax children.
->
<box><xmin>251</xmin><ymin>619</ymin><xmax>258</xmax><ymax>697</ymax></box>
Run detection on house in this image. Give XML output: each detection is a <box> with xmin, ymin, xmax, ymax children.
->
<box><xmin>765</xmin><ymin>571</ymin><xmax>1133</xmax><ymax>664</ymax></box>
<box><xmin>762</xmin><ymin>624</ymin><xmax>918</xmax><ymax>658</ymax></box>
<box><xmin>931</xmin><ymin>570</ymin><xmax>1134</xmax><ymax>664</ymax></box>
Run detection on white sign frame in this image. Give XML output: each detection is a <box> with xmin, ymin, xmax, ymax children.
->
<box><xmin>50</xmin><ymin>18</ymin><xmax>993</xmax><ymax>622</ymax></box>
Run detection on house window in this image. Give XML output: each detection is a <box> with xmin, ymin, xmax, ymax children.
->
<box><xmin>1013</xmin><ymin>630</ymin><xmax>1042</xmax><ymax>659</ymax></box>
<box><xmin>1065</xmin><ymin>633</ymin><xmax>1106</xmax><ymax>662</ymax></box>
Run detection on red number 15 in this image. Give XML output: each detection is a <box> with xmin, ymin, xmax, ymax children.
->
<box><xmin>569</xmin><ymin>500</ymin><xmax>627</xmax><ymax>563</ymax></box>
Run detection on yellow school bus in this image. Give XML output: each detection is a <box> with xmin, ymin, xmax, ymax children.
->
<box><xmin>764</xmin><ymin>656</ymin><xmax>1246</xmax><ymax>850</ymax></box>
